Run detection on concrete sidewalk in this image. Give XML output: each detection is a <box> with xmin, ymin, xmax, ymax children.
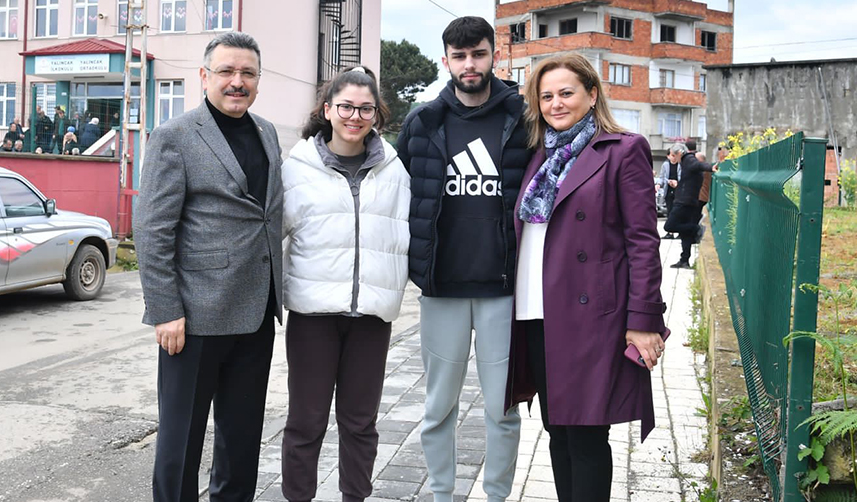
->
<box><xmin>243</xmin><ymin>224</ymin><xmax>709</xmax><ymax>502</ymax></box>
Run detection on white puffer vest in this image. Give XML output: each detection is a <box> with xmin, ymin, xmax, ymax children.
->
<box><xmin>282</xmin><ymin>134</ymin><xmax>410</xmax><ymax>322</ymax></box>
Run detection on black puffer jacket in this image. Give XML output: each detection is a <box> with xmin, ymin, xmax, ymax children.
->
<box><xmin>396</xmin><ymin>77</ymin><xmax>530</xmax><ymax>296</ymax></box>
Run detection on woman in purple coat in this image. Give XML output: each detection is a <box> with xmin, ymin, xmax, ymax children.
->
<box><xmin>505</xmin><ymin>53</ymin><xmax>668</xmax><ymax>501</ymax></box>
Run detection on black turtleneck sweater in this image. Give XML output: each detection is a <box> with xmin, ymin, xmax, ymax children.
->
<box><xmin>205</xmin><ymin>98</ymin><xmax>269</xmax><ymax>208</ymax></box>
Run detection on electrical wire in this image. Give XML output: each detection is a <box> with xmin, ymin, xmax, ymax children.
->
<box><xmin>425</xmin><ymin>0</ymin><xmax>457</xmax><ymax>19</ymax></box>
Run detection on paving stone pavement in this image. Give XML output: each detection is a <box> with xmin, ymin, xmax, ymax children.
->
<box><xmin>239</xmin><ymin>223</ymin><xmax>708</xmax><ymax>502</ymax></box>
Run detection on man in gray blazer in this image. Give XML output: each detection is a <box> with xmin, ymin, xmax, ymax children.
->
<box><xmin>134</xmin><ymin>32</ymin><xmax>283</xmax><ymax>502</ymax></box>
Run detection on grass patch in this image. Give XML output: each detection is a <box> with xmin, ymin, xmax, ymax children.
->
<box><xmin>814</xmin><ymin>207</ymin><xmax>857</xmax><ymax>402</ymax></box>
<box><xmin>687</xmin><ymin>271</ymin><xmax>710</xmax><ymax>353</ymax></box>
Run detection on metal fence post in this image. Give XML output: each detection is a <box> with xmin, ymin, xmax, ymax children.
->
<box><xmin>782</xmin><ymin>137</ymin><xmax>826</xmax><ymax>501</ymax></box>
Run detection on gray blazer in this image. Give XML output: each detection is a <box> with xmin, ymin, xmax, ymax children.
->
<box><xmin>134</xmin><ymin>102</ymin><xmax>284</xmax><ymax>336</ymax></box>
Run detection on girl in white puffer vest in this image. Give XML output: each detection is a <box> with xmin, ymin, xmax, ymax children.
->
<box><xmin>279</xmin><ymin>66</ymin><xmax>410</xmax><ymax>502</ymax></box>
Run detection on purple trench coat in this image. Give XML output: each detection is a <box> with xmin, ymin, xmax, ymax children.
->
<box><xmin>504</xmin><ymin>131</ymin><xmax>668</xmax><ymax>442</ymax></box>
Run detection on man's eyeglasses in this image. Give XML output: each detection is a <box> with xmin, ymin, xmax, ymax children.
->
<box><xmin>332</xmin><ymin>103</ymin><xmax>377</xmax><ymax>120</ymax></box>
<box><xmin>205</xmin><ymin>67</ymin><xmax>261</xmax><ymax>81</ymax></box>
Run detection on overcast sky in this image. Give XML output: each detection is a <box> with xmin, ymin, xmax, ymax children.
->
<box><xmin>380</xmin><ymin>0</ymin><xmax>857</xmax><ymax>101</ymax></box>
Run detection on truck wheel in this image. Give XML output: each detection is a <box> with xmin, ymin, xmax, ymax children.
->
<box><xmin>62</xmin><ymin>244</ymin><xmax>106</xmax><ymax>301</ymax></box>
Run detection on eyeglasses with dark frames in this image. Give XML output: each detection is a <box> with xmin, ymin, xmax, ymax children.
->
<box><xmin>332</xmin><ymin>103</ymin><xmax>377</xmax><ymax>120</ymax></box>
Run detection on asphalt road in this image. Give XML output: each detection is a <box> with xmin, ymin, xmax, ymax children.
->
<box><xmin>0</xmin><ymin>272</ymin><xmax>421</xmax><ymax>502</ymax></box>
<box><xmin>0</xmin><ymin>272</ymin><xmax>288</xmax><ymax>502</ymax></box>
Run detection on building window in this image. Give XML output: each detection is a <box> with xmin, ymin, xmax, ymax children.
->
<box><xmin>35</xmin><ymin>0</ymin><xmax>58</xmax><ymax>38</ymax></box>
<box><xmin>511</xmin><ymin>67</ymin><xmax>526</xmax><ymax>86</ymax></box>
<box><xmin>658</xmin><ymin>112</ymin><xmax>682</xmax><ymax>138</ymax></box>
<box><xmin>205</xmin><ymin>0</ymin><xmax>233</xmax><ymax>31</ymax></box>
<box><xmin>0</xmin><ymin>83</ymin><xmax>15</xmax><ymax>126</ymax></box>
<box><xmin>73</xmin><ymin>0</ymin><xmax>98</xmax><ymax>36</ymax></box>
<box><xmin>34</xmin><ymin>83</ymin><xmax>57</xmax><ymax>122</ymax></box>
<box><xmin>701</xmin><ymin>30</ymin><xmax>716</xmax><ymax>51</ymax></box>
<box><xmin>158</xmin><ymin>80</ymin><xmax>185</xmax><ymax>125</ymax></box>
<box><xmin>559</xmin><ymin>18</ymin><xmax>577</xmax><ymax>35</ymax></box>
<box><xmin>698</xmin><ymin>116</ymin><xmax>707</xmax><ymax>138</ymax></box>
<box><xmin>511</xmin><ymin>22</ymin><xmax>526</xmax><ymax>43</ymax></box>
<box><xmin>610</xmin><ymin>16</ymin><xmax>632</xmax><ymax>39</ymax></box>
<box><xmin>608</xmin><ymin>63</ymin><xmax>631</xmax><ymax>86</ymax></box>
<box><xmin>659</xmin><ymin>69</ymin><xmax>675</xmax><ymax>88</ymax></box>
<box><xmin>161</xmin><ymin>0</ymin><xmax>187</xmax><ymax>32</ymax></box>
<box><xmin>612</xmin><ymin>108</ymin><xmax>640</xmax><ymax>133</ymax></box>
<box><xmin>699</xmin><ymin>73</ymin><xmax>707</xmax><ymax>92</ymax></box>
<box><xmin>0</xmin><ymin>0</ymin><xmax>18</xmax><ymax>39</ymax></box>
<box><xmin>660</xmin><ymin>24</ymin><xmax>676</xmax><ymax>43</ymax></box>
<box><xmin>538</xmin><ymin>23</ymin><xmax>547</xmax><ymax>38</ymax></box>
<box><xmin>118</xmin><ymin>0</ymin><xmax>144</xmax><ymax>33</ymax></box>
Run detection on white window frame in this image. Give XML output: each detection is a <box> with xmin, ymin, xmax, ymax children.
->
<box><xmin>511</xmin><ymin>67</ymin><xmax>526</xmax><ymax>86</ymax></box>
<box><xmin>699</xmin><ymin>73</ymin><xmax>707</xmax><ymax>92</ymax></box>
<box><xmin>559</xmin><ymin>18</ymin><xmax>577</xmax><ymax>35</ymax></box>
<box><xmin>612</xmin><ymin>108</ymin><xmax>640</xmax><ymax>133</ymax></box>
<box><xmin>34</xmin><ymin>0</ymin><xmax>58</xmax><ymax>38</ymax></box>
<box><xmin>0</xmin><ymin>0</ymin><xmax>19</xmax><ymax>40</ymax></box>
<box><xmin>73</xmin><ymin>0</ymin><xmax>98</xmax><ymax>36</ymax></box>
<box><xmin>658</xmin><ymin>112</ymin><xmax>682</xmax><ymax>138</ymax></box>
<box><xmin>660</xmin><ymin>23</ymin><xmax>676</xmax><ymax>43</ymax></box>
<box><xmin>659</xmin><ymin>69</ymin><xmax>675</xmax><ymax>88</ymax></box>
<box><xmin>698</xmin><ymin>116</ymin><xmax>707</xmax><ymax>138</ymax></box>
<box><xmin>158</xmin><ymin>80</ymin><xmax>185</xmax><ymax>125</ymax></box>
<box><xmin>160</xmin><ymin>0</ymin><xmax>187</xmax><ymax>33</ymax></box>
<box><xmin>34</xmin><ymin>83</ymin><xmax>57</xmax><ymax>121</ymax></box>
<box><xmin>0</xmin><ymin>83</ymin><xmax>15</xmax><ymax>127</ymax></box>
<box><xmin>204</xmin><ymin>0</ymin><xmax>233</xmax><ymax>31</ymax></box>
<box><xmin>118</xmin><ymin>0</ymin><xmax>144</xmax><ymax>34</ymax></box>
<box><xmin>701</xmin><ymin>30</ymin><xmax>716</xmax><ymax>51</ymax></box>
<box><xmin>608</xmin><ymin>63</ymin><xmax>631</xmax><ymax>86</ymax></box>
<box><xmin>610</xmin><ymin>16</ymin><xmax>632</xmax><ymax>40</ymax></box>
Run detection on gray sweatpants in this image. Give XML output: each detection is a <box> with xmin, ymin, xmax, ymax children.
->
<box><xmin>419</xmin><ymin>295</ymin><xmax>521</xmax><ymax>502</ymax></box>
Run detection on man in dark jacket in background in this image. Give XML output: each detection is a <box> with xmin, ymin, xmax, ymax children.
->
<box><xmin>396</xmin><ymin>16</ymin><xmax>528</xmax><ymax>502</ymax></box>
<box><xmin>34</xmin><ymin>106</ymin><xmax>53</xmax><ymax>153</ymax></box>
<box><xmin>664</xmin><ymin>139</ymin><xmax>718</xmax><ymax>268</ymax></box>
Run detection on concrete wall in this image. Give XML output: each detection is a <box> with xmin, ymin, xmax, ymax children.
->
<box><xmin>706</xmin><ymin>60</ymin><xmax>857</xmax><ymax>161</ymax></box>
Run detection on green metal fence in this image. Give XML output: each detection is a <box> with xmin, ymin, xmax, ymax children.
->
<box><xmin>708</xmin><ymin>133</ymin><xmax>826</xmax><ymax>502</ymax></box>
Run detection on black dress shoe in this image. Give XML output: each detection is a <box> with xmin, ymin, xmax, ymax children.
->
<box><xmin>662</xmin><ymin>233</ymin><xmax>675</xmax><ymax>239</ymax></box>
<box><xmin>670</xmin><ymin>260</ymin><xmax>692</xmax><ymax>269</ymax></box>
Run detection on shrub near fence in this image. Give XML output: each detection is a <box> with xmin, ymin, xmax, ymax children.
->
<box><xmin>709</xmin><ymin>132</ymin><xmax>827</xmax><ymax>502</ymax></box>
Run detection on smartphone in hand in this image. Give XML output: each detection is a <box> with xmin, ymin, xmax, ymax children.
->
<box><xmin>624</xmin><ymin>329</ymin><xmax>671</xmax><ymax>367</ymax></box>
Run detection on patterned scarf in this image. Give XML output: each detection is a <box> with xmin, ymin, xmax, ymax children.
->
<box><xmin>518</xmin><ymin>111</ymin><xmax>596</xmax><ymax>223</ymax></box>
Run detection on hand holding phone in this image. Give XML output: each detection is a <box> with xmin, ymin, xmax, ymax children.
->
<box><xmin>624</xmin><ymin>328</ymin><xmax>671</xmax><ymax>368</ymax></box>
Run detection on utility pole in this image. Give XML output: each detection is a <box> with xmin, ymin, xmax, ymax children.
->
<box><xmin>120</xmin><ymin>0</ymin><xmax>149</xmax><ymax>189</ymax></box>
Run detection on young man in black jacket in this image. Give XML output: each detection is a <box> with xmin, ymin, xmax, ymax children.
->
<box><xmin>664</xmin><ymin>139</ymin><xmax>718</xmax><ymax>268</ymax></box>
<box><xmin>396</xmin><ymin>16</ymin><xmax>529</xmax><ymax>502</ymax></box>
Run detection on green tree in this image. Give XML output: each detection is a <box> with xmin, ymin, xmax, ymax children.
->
<box><xmin>380</xmin><ymin>39</ymin><xmax>438</xmax><ymax>132</ymax></box>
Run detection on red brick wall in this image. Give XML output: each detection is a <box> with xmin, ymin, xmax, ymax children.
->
<box><xmin>825</xmin><ymin>149</ymin><xmax>839</xmax><ymax>206</ymax></box>
<box><xmin>499</xmin><ymin>0</ymin><xmax>733</xmax><ymax>27</ymax></box>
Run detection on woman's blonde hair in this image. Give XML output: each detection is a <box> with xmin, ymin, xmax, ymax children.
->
<box><xmin>523</xmin><ymin>53</ymin><xmax>624</xmax><ymax>149</ymax></box>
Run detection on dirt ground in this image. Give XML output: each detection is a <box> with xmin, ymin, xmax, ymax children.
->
<box><xmin>698</xmin><ymin>237</ymin><xmax>772</xmax><ymax>501</ymax></box>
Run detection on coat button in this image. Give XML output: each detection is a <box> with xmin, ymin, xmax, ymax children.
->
<box><xmin>577</xmin><ymin>251</ymin><xmax>587</xmax><ymax>262</ymax></box>
<box><xmin>579</xmin><ymin>294</ymin><xmax>589</xmax><ymax>304</ymax></box>
<box><xmin>576</xmin><ymin>210</ymin><xmax>586</xmax><ymax>221</ymax></box>
<box><xmin>262</xmin><ymin>255</ymin><xmax>270</xmax><ymax>263</ymax></box>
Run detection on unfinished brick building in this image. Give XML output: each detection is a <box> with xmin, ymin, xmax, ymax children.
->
<box><xmin>494</xmin><ymin>0</ymin><xmax>734</xmax><ymax>166</ymax></box>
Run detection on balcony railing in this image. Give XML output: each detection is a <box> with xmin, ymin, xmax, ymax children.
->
<box><xmin>318</xmin><ymin>0</ymin><xmax>362</xmax><ymax>84</ymax></box>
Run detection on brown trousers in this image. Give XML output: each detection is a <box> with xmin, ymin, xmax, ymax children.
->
<box><xmin>280</xmin><ymin>312</ymin><xmax>392</xmax><ymax>502</ymax></box>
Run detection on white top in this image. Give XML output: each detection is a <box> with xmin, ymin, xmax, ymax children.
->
<box><xmin>282</xmin><ymin>136</ymin><xmax>411</xmax><ymax>322</ymax></box>
<box><xmin>515</xmin><ymin>222</ymin><xmax>548</xmax><ymax>320</ymax></box>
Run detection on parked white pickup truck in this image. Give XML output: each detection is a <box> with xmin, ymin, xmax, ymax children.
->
<box><xmin>0</xmin><ymin>167</ymin><xmax>118</xmax><ymax>300</ymax></box>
